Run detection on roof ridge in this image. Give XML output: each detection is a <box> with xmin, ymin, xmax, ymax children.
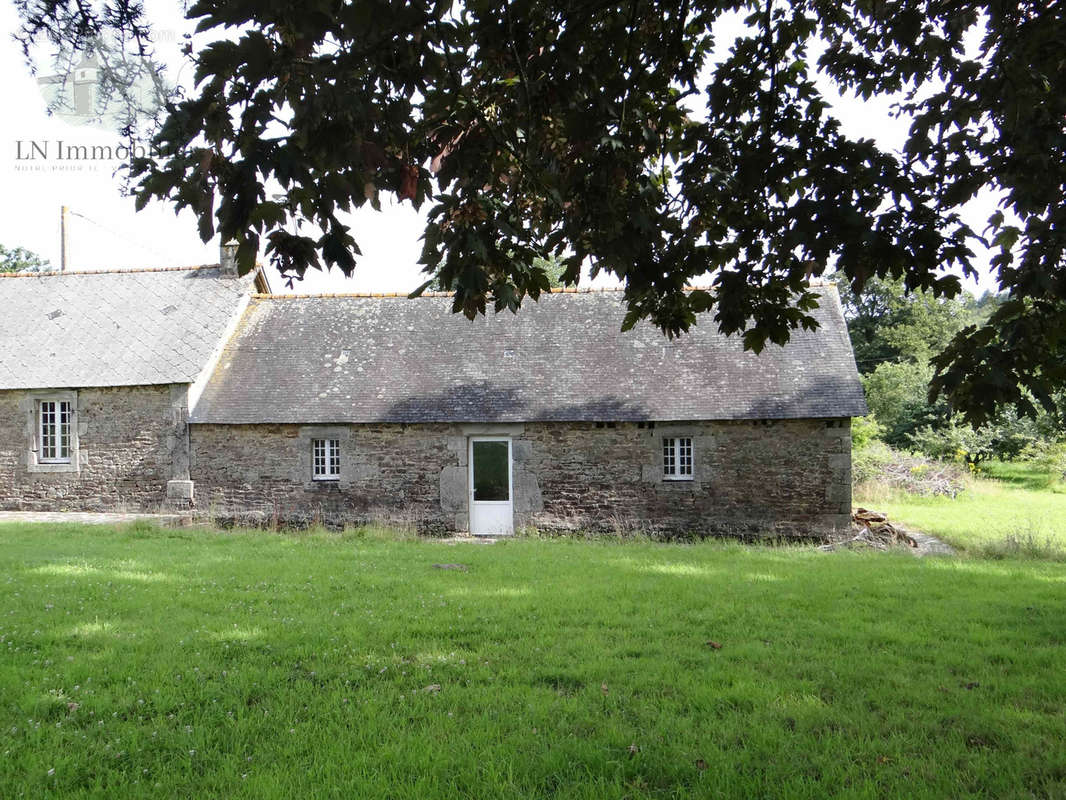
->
<box><xmin>0</xmin><ymin>264</ymin><xmax>223</xmax><ymax>279</ymax></box>
<box><xmin>253</xmin><ymin>291</ymin><xmax>457</xmax><ymax>299</ymax></box>
<box><xmin>251</xmin><ymin>286</ymin><xmax>708</xmax><ymax>300</ymax></box>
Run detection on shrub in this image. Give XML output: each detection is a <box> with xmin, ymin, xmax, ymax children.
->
<box><xmin>852</xmin><ymin>441</ymin><xmax>895</xmax><ymax>486</ymax></box>
<box><xmin>1019</xmin><ymin>440</ymin><xmax>1066</xmax><ymax>484</ymax></box>
<box><xmin>908</xmin><ymin>414</ymin><xmax>1049</xmax><ymax>466</ymax></box>
<box><xmin>909</xmin><ymin>422</ymin><xmax>993</xmax><ymax>468</ymax></box>
<box><xmin>850</xmin><ymin>414</ymin><xmax>884</xmax><ymax>449</ymax></box>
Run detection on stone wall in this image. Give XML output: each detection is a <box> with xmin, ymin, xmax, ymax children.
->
<box><xmin>189</xmin><ymin>418</ymin><xmax>852</xmax><ymax>538</ymax></box>
<box><xmin>0</xmin><ymin>385</ymin><xmax>188</xmax><ymax>512</ymax></box>
<box><xmin>189</xmin><ymin>423</ymin><xmax>456</xmax><ymax>531</ymax></box>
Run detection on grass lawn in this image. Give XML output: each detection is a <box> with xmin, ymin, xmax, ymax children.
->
<box><xmin>2</xmin><ymin>523</ymin><xmax>1065</xmax><ymax>798</ymax></box>
<box><xmin>857</xmin><ymin>460</ymin><xmax>1066</xmax><ymax>556</ymax></box>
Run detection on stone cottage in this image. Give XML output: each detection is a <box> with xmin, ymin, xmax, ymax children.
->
<box><xmin>0</xmin><ymin>254</ymin><xmax>867</xmax><ymax>537</ymax></box>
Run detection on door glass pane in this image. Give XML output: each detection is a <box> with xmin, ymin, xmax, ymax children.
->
<box><xmin>472</xmin><ymin>441</ymin><xmax>509</xmax><ymax>501</ymax></box>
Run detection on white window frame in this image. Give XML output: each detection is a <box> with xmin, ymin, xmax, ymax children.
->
<box><xmin>662</xmin><ymin>436</ymin><xmax>694</xmax><ymax>481</ymax></box>
<box><xmin>38</xmin><ymin>399</ymin><xmax>73</xmax><ymax>463</ymax></box>
<box><xmin>25</xmin><ymin>391</ymin><xmax>80</xmax><ymax>474</ymax></box>
<box><xmin>311</xmin><ymin>438</ymin><xmax>341</xmax><ymax>481</ymax></box>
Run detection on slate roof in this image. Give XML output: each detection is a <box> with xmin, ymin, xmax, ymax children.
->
<box><xmin>191</xmin><ymin>286</ymin><xmax>867</xmax><ymax>424</ymax></box>
<box><xmin>0</xmin><ymin>266</ymin><xmax>255</xmax><ymax>389</ymax></box>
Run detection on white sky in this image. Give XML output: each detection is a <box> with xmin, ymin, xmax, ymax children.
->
<box><xmin>0</xmin><ymin>2</ymin><xmax>999</xmax><ymax>295</ymax></box>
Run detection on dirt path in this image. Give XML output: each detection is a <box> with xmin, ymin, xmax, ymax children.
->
<box><xmin>905</xmin><ymin>528</ymin><xmax>956</xmax><ymax>557</ymax></box>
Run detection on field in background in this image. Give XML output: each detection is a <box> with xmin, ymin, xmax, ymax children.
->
<box><xmin>1</xmin><ymin>523</ymin><xmax>1065</xmax><ymax>798</ymax></box>
<box><xmin>856</xmin><ymin>460</ymin><xmax>1066</xmax><ymax>557</ymax></box>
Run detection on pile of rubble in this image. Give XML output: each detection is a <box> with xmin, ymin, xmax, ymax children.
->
<box><xmin>821</xmin><ymin>508</ymin><xmax>918</xmax><ymax>551</ymax></box>
<box><xmin>875</xmin><ymin>459</ymin><xmax>966</xmax><ymax>497</ymax></box>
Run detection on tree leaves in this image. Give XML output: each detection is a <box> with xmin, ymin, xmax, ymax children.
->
<box><xmin>15</xmin><ymin>0</ymin><xmax>1066</xmax><ymax>421</ymax></box>
<box><xmin>0</xmin><ymin>244</ymin><xmax>51</xmax><ymax>273</ymax></box>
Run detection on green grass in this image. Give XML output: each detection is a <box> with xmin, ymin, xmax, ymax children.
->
<box><xmin>981</xmin><ymin>460</ymin><xmax>1066</xmax><ymax>493</ymax></box>
<box><xmin>2</xmin><ymin>523</ymin><xmax>1065</xmax><ymax>798</ymax></box>
<box><xmin>858</xmin><ymin>460</ymin><xmax>1066</xmax><ymax>556</ymax></box>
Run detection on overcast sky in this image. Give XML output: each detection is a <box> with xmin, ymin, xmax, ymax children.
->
<box><xmin>0</xmin><ymin>2</ymin><xmax>999</xmax><ymax>295</ymax></box>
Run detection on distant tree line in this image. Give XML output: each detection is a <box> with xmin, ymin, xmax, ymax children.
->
<box><xmin>837</xmin><ymin>276</ymin><xmax>1065</xmax><ymax>467</ymax></box>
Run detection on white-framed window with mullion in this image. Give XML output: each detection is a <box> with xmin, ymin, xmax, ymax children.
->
<box><xmin>38</xmin><ymin>399</ymin><xmax>73</xmax><ymax>463</ymax></box>
<box><xmin>662</xmin><ymin>436</ymin><xmax>693</xmax><ymax>481</ymax></box>
<box><xmin>311</xmin><ymin>437</ymin><xmax>341</xmax><ymax>481</ymax></box>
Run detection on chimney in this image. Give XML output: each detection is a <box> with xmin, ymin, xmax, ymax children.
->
<box><xmin>220</xmin><ymin>239</ymin><xmax>239</xmax><ymax>278</ymax></box>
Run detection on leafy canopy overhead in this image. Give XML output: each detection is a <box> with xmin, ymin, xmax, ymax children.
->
<box><xmin>16</xmin><ymin>0</ymin><xmax>1066</xmax><ymax>423</ymax></box>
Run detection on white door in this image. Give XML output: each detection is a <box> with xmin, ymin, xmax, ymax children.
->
<box><xmin>469</xmin><ymin>437</ymin><xmax>513</xmax><ymax>535</ymax></box>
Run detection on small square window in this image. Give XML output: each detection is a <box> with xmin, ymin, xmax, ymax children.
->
<box><xmin>39</xmin><ymin>399</ymin><xmax>72</xmax><ymax>463</ymax></box>
<box><xmin>312</xmin><ymin>438</ymin><xmax>340</xmax><ymax>481</ymax></box>
<box><xmin>662</xmin><ymin>437</ymin><xmax>693</xmax><ymax>481</ymax></box>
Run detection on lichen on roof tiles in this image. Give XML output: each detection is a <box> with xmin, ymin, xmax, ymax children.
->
<box><xmin>191</xmin><ymin>285</ymin><xmax>867</xmax><ymax>424</ymax></box>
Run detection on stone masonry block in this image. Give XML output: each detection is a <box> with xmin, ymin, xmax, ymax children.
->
<box><xmin>439</xmin><ymin>465</ymin><xmax>467</xmax><ymax>513</ymax></box>
<box><xmin>167</xmin><ymin>479</ymin><xmax>195</xmax><ymax>501</ymax></box>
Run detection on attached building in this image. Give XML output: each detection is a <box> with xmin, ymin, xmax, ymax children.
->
<box><xmin>0</xmin><ymin>261</ymin><xmax>266</xmax><ymax>511</ymax></box>
<box><xmin>0</xmin><ymin>259</ymin><xmax>867</xmax><ymax>537</ymax></box>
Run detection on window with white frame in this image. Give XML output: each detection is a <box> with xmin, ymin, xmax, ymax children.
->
<box><xmin>312</xmin><ymin>438</ymin><xmax>341</xmax><ymax>480</ymax></box>
<box><xmin>38</xmin><ymin>399</ymin><xmax>73</xmax><ymax>463</ymax></box>
<box><xmin>662</xmin><ymin>436</ymin><xmax>693</xmax><ymax>480</ymax></box>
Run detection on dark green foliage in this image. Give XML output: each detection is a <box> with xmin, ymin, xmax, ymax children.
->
<box><xmin>848</xmin><ymin>413</ymin><xmax>884</xmax><ymax>450</ymax></box>
<box><xmin>15</xmin><ymin>0</ymin><xmax>1066</xmax><ymax>421</ymax></box>
<box><xmin>837</xmin><ymin>275</ymin><xmax>996</xmax><ymax>374</ymax></box>
<box><xmin>838</xmin><ymin>275</ymin><xmax>1063</xmax><ymax>462</ymax></box>
<box><xmin>0</xmin><ymin>244</ymin><xmax>50</xmax><ymax>273</ymax></box>
<box><xmin>861</xmin><ymin>360</ymin><xmax>943</xmax><ymax>446</ymax></box>
<box><xmin>839</xmin><ymin>274</ymin><xmax>981</xmax><ymax>446</ymax></box>
<box><xmin>909</xmin><ymin>415</ymin><xmax>1052</xmax><ymax>467</ymax></box>
<box><xmin>432</xmin><ymin>256</ymin><xmax>564</xmax><ymax>292</ymax></box>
